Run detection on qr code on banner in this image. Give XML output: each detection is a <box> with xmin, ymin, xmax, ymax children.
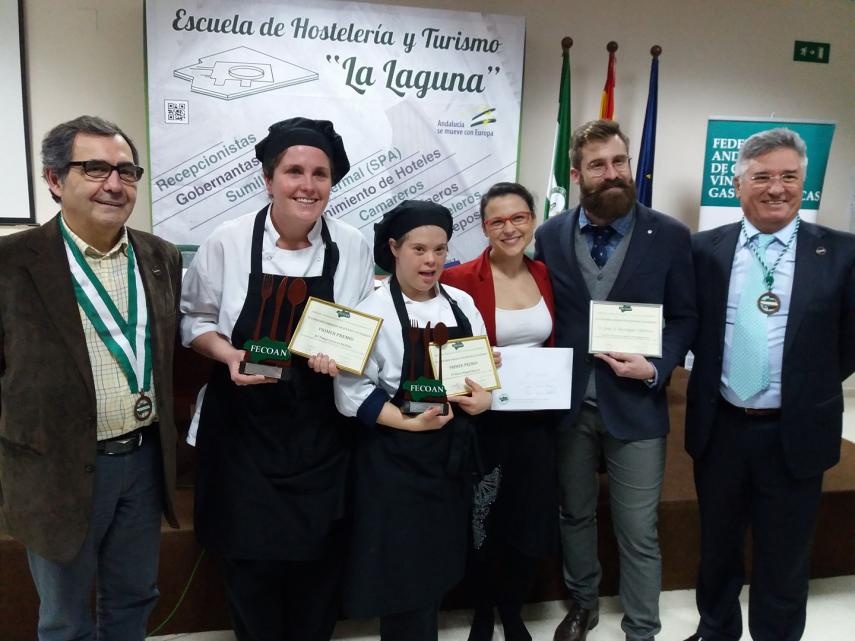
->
<box><xmin>164</xmin><ymin>100</ymin><xmax>189</xmax><ymax>124</ymax></box>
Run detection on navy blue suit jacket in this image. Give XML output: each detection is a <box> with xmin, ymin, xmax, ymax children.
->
<box><xmin>686</xmin><ymin>221</ymin><xmax>855</xmax><ymax>478</ymax></box>
<box><xmin>534</xmin><ymin>204</ymin><xmax>697</xmax><ymax>440</ymax></box>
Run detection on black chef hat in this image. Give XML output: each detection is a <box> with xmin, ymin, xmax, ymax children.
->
<box><xmin>254</xmin><ymin>117</ymin><xmax>350</xmax><ymax>185</ymax></box>
<box><xmin>373</xmin><ymin>200</ymin><xmax>454</xmax><ymax>272</ymax></box>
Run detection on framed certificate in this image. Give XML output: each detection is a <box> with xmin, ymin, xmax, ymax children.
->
<box><xmin>428</xmin><ymin>335</ymin><xmax>500</xmax><ymax>397</ymax></box>
<box><xmin>589</xmin><ymin>301</ymin><xmax>663</xmax><ymax>358</ymax></box>
<box><xmin>288</xmin><ymin>297</ymin><xmax>383</xmax><ymax>375</ymax></box>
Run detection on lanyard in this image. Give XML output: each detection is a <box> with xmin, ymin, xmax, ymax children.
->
<box><xmin>741</xmin><ymin>216</ymin><xmax>799</xmax><ymax>291</ymax></box>
<box><xmin>60</xmin><ymin>217</ymin><xmax>152</xmax><ymax>396</ymax></box>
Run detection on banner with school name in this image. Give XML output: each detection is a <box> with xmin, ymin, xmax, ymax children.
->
<box><xmin>698</xmin><ymin>117</ymin><xmax>835</xmax><ymax>231</ymax></box>
<box><xmin>145</xmin><ymin>0</ymin><xmax>525</xmax><ymax>264</ymax></box>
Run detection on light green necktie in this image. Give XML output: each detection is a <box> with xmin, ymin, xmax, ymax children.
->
<box><xmin>729</xmin><ymin>234</ymin><xmax>775</xmax><ymax>401</ymax></box>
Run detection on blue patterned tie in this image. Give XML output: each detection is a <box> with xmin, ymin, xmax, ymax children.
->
<box><xmin>585</xmin><ymin>225</ymin><xmax>616</xmax><ymax>268</ymax></box>
<box><xmin>729</xmin><ymin>233</ymin><xmax>775</xmax><ymax>401</ymax></box>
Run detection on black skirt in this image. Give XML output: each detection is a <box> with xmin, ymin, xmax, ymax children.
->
<box><xmin>472</xmin><ymin>410</ymin><xmax>559</xmax><ymax>559</ymax></box>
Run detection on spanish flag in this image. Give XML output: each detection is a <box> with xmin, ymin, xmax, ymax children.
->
<box><xmin>599</xmin><ymin>42</ymin><xmax>617</xmax><ymax>120</ymax></box>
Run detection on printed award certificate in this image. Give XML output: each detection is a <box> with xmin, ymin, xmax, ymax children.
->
<box><xmin>428</xmin><ymin>335</ymin><xmax>500</xmax><ymax>397</ymax></box>
<box><xmin>289</xmin><ymin>297</ymin><xmax>383</xmax><ymax>375</ymax></box>
<box><xmin>589</xmin><ymin>301</ymin><xmax>663</xmax><ymax>358</ymax></box>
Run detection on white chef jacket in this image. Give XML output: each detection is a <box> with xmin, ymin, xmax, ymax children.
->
<box><xmin>180</xmin><ymin>206</ymin><xmax>375</xmax><ymax>346</ymax></box>
<box><xmin>181</xmin><ymin>206</ymin><xmax>375</xmax><ymax>444</ymax></box>
<box><xmin>334</xmin><ymin>279</ymin><xmax>487</xmax><ymax>422</ymax></box>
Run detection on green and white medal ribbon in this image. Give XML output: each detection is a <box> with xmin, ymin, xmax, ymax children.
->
<box><xmin>59</xmin><ymin>217</ymin><xmax>153</xmax><ymax>420</ymax></box>
<box><xmin>740</xmin><ymin>216</ymin><xmax>799</xmax><ymax>315</ymax></box>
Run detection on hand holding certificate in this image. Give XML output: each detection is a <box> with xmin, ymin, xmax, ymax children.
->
<box><xmin>288</xmin><ymin>297</ymin><xmax>383</xmax><ymax>375</ymax></box>
<box><xmin>428</xmin><ymin>335</ymin><xmax>500</xmax><ymax>396</ymax></box>
<box><xmin>589</xmin><ymin>301</ymin><xmax>663</xmax><ymax>358</ymax></box>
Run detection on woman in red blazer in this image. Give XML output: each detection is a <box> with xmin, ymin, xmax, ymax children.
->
<box><xmin>442</xmin><ymin>182</ymin><xmax>558</xmax><ymax>641</ymax></box>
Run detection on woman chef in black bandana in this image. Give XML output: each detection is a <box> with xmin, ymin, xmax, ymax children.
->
<box><xmin>180</xmin><ymin>118</ymin><xmax>374</xmax><ymax>641</ymax></box>
<box><xmin>334</xmin><ymin>200</ymin><xmax>493</xmax><ymax>641</ymax></box>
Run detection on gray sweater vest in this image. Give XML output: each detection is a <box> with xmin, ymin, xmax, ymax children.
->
<box><xmin>574</xmin><ymin>216</ymin><xmax>635</xmax><ymax>402</ymax></box>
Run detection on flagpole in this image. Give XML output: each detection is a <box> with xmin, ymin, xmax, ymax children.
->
<box><xmin>635</xmin><ymin>45</ymin><xmax>661</xmax><ymax>208</ymax></box>
<box><xmin>543</xmin><ymin>37</ymin><xmax>573</xmax><ymax>220</ymax></box>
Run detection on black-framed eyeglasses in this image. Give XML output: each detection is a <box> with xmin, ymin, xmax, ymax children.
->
<box><xmin>66</xmin><ymin>160</ymin><xmax>144</xmax><ymax>184</ymax></box>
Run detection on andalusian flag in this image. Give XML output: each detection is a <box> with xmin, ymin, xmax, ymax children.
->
<box><xmin>635</xmin><ymin>47</ymin><xmax>661</xmax><ymax>207</ymax></box>
<box><xmin>599</xmin><ymin>42</ymin><xmax>617</xmax><ymax>120</ymax></box>
<box><xmin>544</xmin><ymin>37</ymin><xmax>572</xmax><ymax>220</ymax></box>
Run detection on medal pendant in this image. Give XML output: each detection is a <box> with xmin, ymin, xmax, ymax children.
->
<box><xmin>134</xmin><ymin>393</ymin><xmax>153</xmax><ymax>421</ymax></box>
<box><xmin>757</xmin><ymin>291</ymin><xmax>781</xmax><ymax>315</ymax></box>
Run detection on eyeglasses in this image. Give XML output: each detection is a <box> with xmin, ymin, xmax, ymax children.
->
<box><xmin>747</xmin><ymin>172</ymin><xmax>801</xmax><ymax>188</ymax></box>
<box><xmin>66</xmin><ymin>160</ymin><xmax>144</xmax><ymax>184</ymax></box>
<box><xmin>584</xmin><ymin>155</ymin><xmax>631</xmax><ymax>177</ymax></box>
<box><xmin>484</xmin><ymin>211</ymin><xmax>533</xmax><ymax>231</ymax></box>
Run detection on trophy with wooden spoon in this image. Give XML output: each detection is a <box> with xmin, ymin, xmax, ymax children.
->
<box><xmin>240</xmin><ymin>275</ymin><xmax>294</xmax><ymax>379</ymax></box>
<box><xmin>240</xmin><ymin>276</ymin><xmax>307</xmax><ymax>381</ymax></box>
<box><xmin>401</xmin><ymin>321</ymin><xmax>449</xmax><ymax>415</ymax></box>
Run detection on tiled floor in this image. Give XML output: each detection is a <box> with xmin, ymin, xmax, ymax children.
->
<box><xmin>152</xmin><ymin>394</ymin><xmax>855</xmax><ymax>641</ymax></box>
<box><xmin>150</xmin><ymin>575</ymin><xmax>855</xmax><ymax>641</ymax></box>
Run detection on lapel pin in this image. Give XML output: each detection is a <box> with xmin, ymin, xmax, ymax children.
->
<box><xmin>152</xmin><ymin>266</ymin><xmax>162</xmax><ymax>275</ymax></box>
<box><xmin>816</xmin><ymin>246</ymin><xmax>827</xmax><ymax>256</ymax></box>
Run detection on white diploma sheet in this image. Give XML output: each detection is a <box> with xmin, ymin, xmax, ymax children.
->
<box><xmin>490</xmin><ymin>347</ymin><xmax>573</xmax><ymax>411</ymax></box>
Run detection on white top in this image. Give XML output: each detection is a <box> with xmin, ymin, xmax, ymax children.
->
<box><xmin>180</xmin><ymin>206</ymin><xmax>375</xmax><ymax>346</ymax></box>
<box><xmin>333</xmin><ymin>280</ymin><xmax>487</xmax><ymax>419</ymax></box>
<box><xmin>494</xmin><ymin>297</ymin><xmax>552</xmax><ymax>348</ymax></box>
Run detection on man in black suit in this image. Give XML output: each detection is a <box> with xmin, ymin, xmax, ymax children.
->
<box><xmin>535</xmin><ymin>120</ymin><xmax>697</xmax><ymax>641</ymax></box>
<box><xmin>683</xmin><ymin>128</ymin><xmax>855</xmax><ymax>641</ymax></box>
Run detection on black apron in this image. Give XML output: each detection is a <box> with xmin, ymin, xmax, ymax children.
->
<box><xmin>345</xmin><ymin>276</ymin><xmax>478</xmax><ymax>617</ymax></box>
<box><xmin>195</xmin><ymin>208</ymin><xmax>352</xmax><ymax>561</ymax></box>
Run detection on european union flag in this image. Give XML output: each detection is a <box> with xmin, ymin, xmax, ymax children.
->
<box><xmin>635</xmin><ymin>49</ymin><xmax>660</xmax><ymax>207</ymax></box>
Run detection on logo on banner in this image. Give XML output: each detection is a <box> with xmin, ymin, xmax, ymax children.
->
<box><xmin>436</xmin><ymin>106</ymin><xmax>497</xmax><ymax>139</ymax></box>
<box><xmin>174</xmin><ymin>46</ymin><xmax>318</xmax><ymax>100</ymax></box>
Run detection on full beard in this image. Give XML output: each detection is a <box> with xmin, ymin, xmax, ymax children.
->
<box><xmin>580</xmin><ymin>178</ymin><xmax>637</xmax><ymax>224</ymax></box>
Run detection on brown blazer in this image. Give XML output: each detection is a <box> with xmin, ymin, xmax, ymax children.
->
<box><xmin>0</xmin><ymin>215</ymin><xmax>181</xmax><ymax>563</ymax></box>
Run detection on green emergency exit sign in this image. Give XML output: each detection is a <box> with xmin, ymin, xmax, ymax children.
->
<box><xmin>794</xmin><ymin>41</ymin><xmax>830</xmax><ymax>63</ymax></box>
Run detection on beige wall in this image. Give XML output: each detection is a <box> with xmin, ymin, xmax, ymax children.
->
<box><xmin>9</xmin><ymin>0</ymin><xmax>855</xmax><ymax>389</ymax></box>
<box><xmin>11</xmin><ymin>0</ymin><xmax>854</xmax><ymax>235</ymax></box>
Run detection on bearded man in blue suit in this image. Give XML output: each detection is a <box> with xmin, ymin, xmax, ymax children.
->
<box><xmin>535</xmin><ymin>120</ymin><xmax>697</xmax><ymax>641</ymax></box>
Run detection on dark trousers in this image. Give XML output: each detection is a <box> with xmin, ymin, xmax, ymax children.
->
<box><xmin>26</xmin><ymin>431</ymin><xmax>164</xmax><ymax>641</ymax></box>
<box><xmin>220</xmin><ymin>525</ymin><xmax>345</xmax><ymax>641</ymax></box>
<box><xmin>380</xmin><ymin>606</ymin><xmax>438</xmax><ymax>641</ymax></box>
<box><xmin>693</xmin><ymin>402</ymin><xmax>823</xmax><ymax>641</ymax></box>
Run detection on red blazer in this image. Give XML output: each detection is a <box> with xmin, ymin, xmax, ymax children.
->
<box><xmin>442</xmin><ymin>247</ymin><xmax>556</xmax><ymax>347</ymax></box>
